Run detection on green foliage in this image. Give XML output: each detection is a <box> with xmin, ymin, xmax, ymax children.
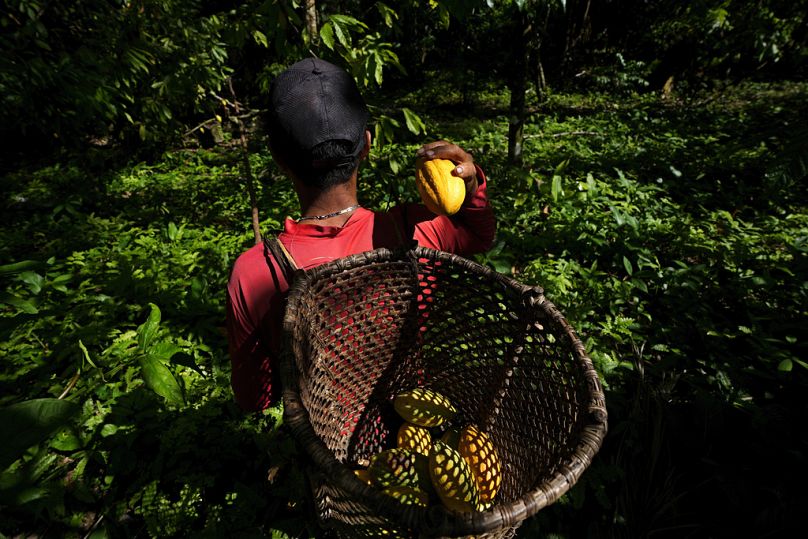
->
<box><xmin>0</xmin><ymin>147</ymin><xmax>319</xmax><ymax>536</ymax></box>
<box><xmin>0</xmin><ymin>0</ymin><xmax>238</xmax><ymax>147</ymax></box>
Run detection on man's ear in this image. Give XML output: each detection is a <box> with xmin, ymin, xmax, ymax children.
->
<box><xmin>359</xmin><ymin>129</ymin><xmax>372</xmax><ymax>161</ymax></box>
<box><xmin>269</xmin><ymin>144</ymin><xmax>296</xmax><ymax>179</ymax></box>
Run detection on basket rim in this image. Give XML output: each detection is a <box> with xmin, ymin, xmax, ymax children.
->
<box><xmin>280</xmin><ymin>246</ymin><xmax>608</xmax><ymax>536</ymax></box>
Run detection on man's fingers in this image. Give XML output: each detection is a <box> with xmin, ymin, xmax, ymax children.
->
<box><xmin>416</xmin><ymin>143</ymin><xmax>472</xmax><ymax>166</ymax></box>
<box><xmin>415</xmin><ymin>140</ymin><xmax>450</xmax><ymax>157</ymax></box>
<box><xmin>452</xmin><ymin>160</ymin><xmax>477</xmax><ymax>180</ymax></box>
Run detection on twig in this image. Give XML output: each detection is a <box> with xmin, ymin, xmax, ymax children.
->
<box><xmin>82</xmin><ymin>514</ymin><xmax>105</xmax><ymax>539</ymax></box>
<box><xmin>58</xmin><ymin>369</ymin><xmax>81</xmax><ymax>400</ymax></box>
<box><xmin>227</xmin><ymin>78</ymin><xmax>262</xmax><ymax>245</ymax></box>
<box><xmin>184</xmin><ymin>118</ymin><xmax>217</xmax><ymax>137</ymax></box>
<box><xmin>31</xmin><ymin>331</ymin><xmax>49</xmax><ymax>352</ymax></box>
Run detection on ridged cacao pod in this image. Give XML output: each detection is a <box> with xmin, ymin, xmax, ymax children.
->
<box><xmin>368</xmin><ymin>448</ymin><xmax>432</xmax><ymax>492</ymax></box>
<box><xmin>458</xmin><ymin>424</ymin><xmax>502</xmax><ymax>504</ymax></box>
<box><xmin>428</xmin><ymin>440</ymin><xmax>479</xmax><ymax>513</ymax></box>
<box><xmin>394</xmin><ymin>388</ymin><xmax>456</xmax><ymax>428</ymax></box>
<box><xmin>397</xmin><ymin>422</ymin><xmax>432</xmax><ymax>455</ymax></box>
<box><xmin>415</xmin><ymin>158</ymin><xmax>466</xmax><ymax>216</ymax></box>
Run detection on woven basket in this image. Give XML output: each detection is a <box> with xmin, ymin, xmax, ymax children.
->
<box><xmin>280</xmin><ymin>246</ymin><xmax>607</xmax><ymax>538</ymax></box>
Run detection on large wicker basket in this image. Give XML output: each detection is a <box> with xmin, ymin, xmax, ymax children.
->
<box><xmin>280</xmin><ymin>246</ymin><xmax>607</xmax><ymax>538</ymax></box>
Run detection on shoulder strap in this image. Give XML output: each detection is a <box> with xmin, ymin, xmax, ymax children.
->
<box><xmin>396</xmin><ymin>204</ymin><xmax>418</xmax><ymax>250</ymax></box>
<box><xmin>263</xmin><ymin>236</ymin><xmax>299</xmax><ymax>285</ymax></box>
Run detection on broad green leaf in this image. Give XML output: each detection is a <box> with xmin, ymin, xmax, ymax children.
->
<box><xmin>150</xmin><ymin>342</ymin><xmax>182</xmax><ymax>363</ymax></box>
<box><xmin>137</xmin><ymin>303</ymin><xmax>161</xmax><ymax>351</ymax></box>
<box><xmin>18</xmin><ymin>271</ymin><xmax>44</xmax><ymax>294</ymax></box>
<box><xmin>778</xmin><ymin>359</ymin><xmax>792</xmax><ymax>372</ymax></box>
<box><xmin>551</xmin><ymin>175</ymin><xmax>562</xmax><ymax>202</ymax></box>
<box><xmin>0</xmin><ymin>293</ymin><xmax>39</xmax><ymax>314</ymax></box>
<box><xmin>623</xmin><ymin>256</ymin><xmax>634</xmax><ymax>275</ymax></box>
<box><xmin>402</xmin><ymin>108</ymin><xmax>425</xmax><ymax>135</ymax></box>
<box><xmin>320</xmin><ymin>22</ymin><xmax>335</xmax><ymax>50</ymax></box>
<box><xmin>330</xmin><ymin>14</ymin><xmax>368</xmax><ymax>31</ymax></box>
<box><xmin>166</xmin><ymin>221</ymin><xmax>179</xmax><ymax>241</ymax></box>
<box><xmin>50</xmin><ymin>428</ymin><xmax>83</xmax><ymax>452</ymax></box>
<box><xmin>252</xmin><ymin>30</ymin><xmax>268</xmax><ymax>48</ymax></box>
<box><xmin>332</xmin><ymin>20</ymin><xmax>350</xmax><ymax>49</ymax></box>
<box><xmin>139</xmin><ymin>354</ymin><xmax>184</xmax><ymax>404</ymax></box>
<box><xmin>0</xmin><ymin>399</ymin><xmax>79</xmax><ymax>469</ymax></box>
<box><xmin>610</xmin><ymin>205</ymin><xmax>625</xmax><ymax>226</ymax></box>
<box><xmin>373</xmin><ymin>52</ymin><xmax>383</xmax><ymax>85</ymax></box>
<box><xmin>0</xmin><ymin>260</ymin><xmax>44</xmax><ymax>276</ymax></box>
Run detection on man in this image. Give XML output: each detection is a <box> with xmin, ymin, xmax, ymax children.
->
<box><xmin>226</xmin><ymin>57</ymin><xmax>496</xmax><ymax>411</ymax></box>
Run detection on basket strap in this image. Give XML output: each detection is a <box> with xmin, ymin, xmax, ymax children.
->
<box><xmin>396</xmin><ymin>205</ymin><xmax>419</xmax><ymax>250</ymax></box>
<box><xmin>263</xmin><ymin>236</ymin><xmax>299</xmax><ymax>284</ymax></box>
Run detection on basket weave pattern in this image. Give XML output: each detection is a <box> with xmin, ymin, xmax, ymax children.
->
<box><xmin>280</xmin><ymin>247</ymin><xmax>607</xmax><ymax>538</ymax></box>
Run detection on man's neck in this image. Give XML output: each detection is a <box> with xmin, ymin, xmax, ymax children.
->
<box><xmin>297</xmin><ymin>180</ymin><xmax>360</xmax><ymax>226</ymax></box>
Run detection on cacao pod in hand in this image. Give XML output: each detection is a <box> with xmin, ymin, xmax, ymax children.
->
<box><xmin>415</xmin><ymin>158</ymin><xmax>466</xmax><ymax>216</ymax></box>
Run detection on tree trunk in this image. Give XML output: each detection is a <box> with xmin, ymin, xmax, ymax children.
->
<box><xmin>305</xmin><ymin>0</ymin><xmax>318</xmax><ymax>45</ymax></box>
<box><xmin>508</xmin><ymin>12</ymin><xmax>529</xmax><ymax>165</ymax></box>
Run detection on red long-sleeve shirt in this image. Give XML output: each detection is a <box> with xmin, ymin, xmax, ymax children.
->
<box><xmin>226</xmin><ymin>168</ymin><xmax>495</xmax><ymax>411</ymax></box>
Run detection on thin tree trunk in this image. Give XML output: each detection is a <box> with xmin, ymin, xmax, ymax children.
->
<box><xmin>508</xmin><ymin>12</ymin><xmax>529</xmax><ymax>165</ymax></box>
<box><xmin>537</xmin><ymin>51</ymin><xmax>546</xmax><ymax>99</ymax></box>
<box><xmin>228</xmin><ymin>78</ymin><xmax>262</xmax><ymax>245</ymax></box>
<box><xmin>306</xmin><ymin>0</ymin><xmax>318</xmax><ymax>45</ymax></box>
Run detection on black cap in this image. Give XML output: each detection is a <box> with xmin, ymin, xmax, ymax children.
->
<box><xmin>267</xmin><ymin>57</ymin><xmax>369</xmax><ymax>165</ymax></box>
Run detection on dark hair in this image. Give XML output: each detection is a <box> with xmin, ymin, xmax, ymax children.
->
<box><xmin>270</xmin><ymin>135</ymin><xmax>365</xmax><ymax>190</ymax></box>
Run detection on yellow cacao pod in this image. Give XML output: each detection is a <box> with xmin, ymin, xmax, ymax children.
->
<box><xmin>429</xmin><ymin>440</ymin><xmax>479</xmax><ymax>513</ymax></box>
<box><xmin>415</xmin><ymin>158</ymin><xmax>466</xmax><ymax>216</ymax></box>
<box><xmin>394</xmin><ymin>388</ymin><xmax>457</xmax><ymax>428</ymax></box>
<box><xmin>458</xmin><ymin>424</ymin><xmax>502</xmax><ymax>504</ymax></box>
<box><xmin>368</xmin><ymin>448</ymin><xmax>432</xmax><ymax>492</ymax></box>
<box><xmin>397</xmin><ymin>422</ymin><xmax>432</xmax><ymax>456</ymax></box>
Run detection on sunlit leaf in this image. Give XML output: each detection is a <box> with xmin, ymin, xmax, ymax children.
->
<box><xmin>252</xmin><ymin>30</ymin><xmax>268</xmax><ymax>48</ymax></box>
<box><xmin>140</xmin><ymin>354</ymin><xmax>184</xmax><ymax>404</ymax></box>
<box><xmin>18</xmin><ymin>272</ymin><xmax>44</xmax><ymax>295</ymax></box>
<box><xmin>402</xmin><ymin>108</ymin><xmax>426</xmax><ymax>135</ymax></box>
<box><xmin>551</xmin><ymin>175</ymin><xmax>562</xmax><ymax>202</ymax></box>
<box><xmin>137</xmin><ymin>303</ymin><xmax>161</xmax><ymax>351</ymax></box>
<box><xmin>320</xmin><ymin>22</ymin><xmax>335</xmax><ymax>50</ymax></box>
